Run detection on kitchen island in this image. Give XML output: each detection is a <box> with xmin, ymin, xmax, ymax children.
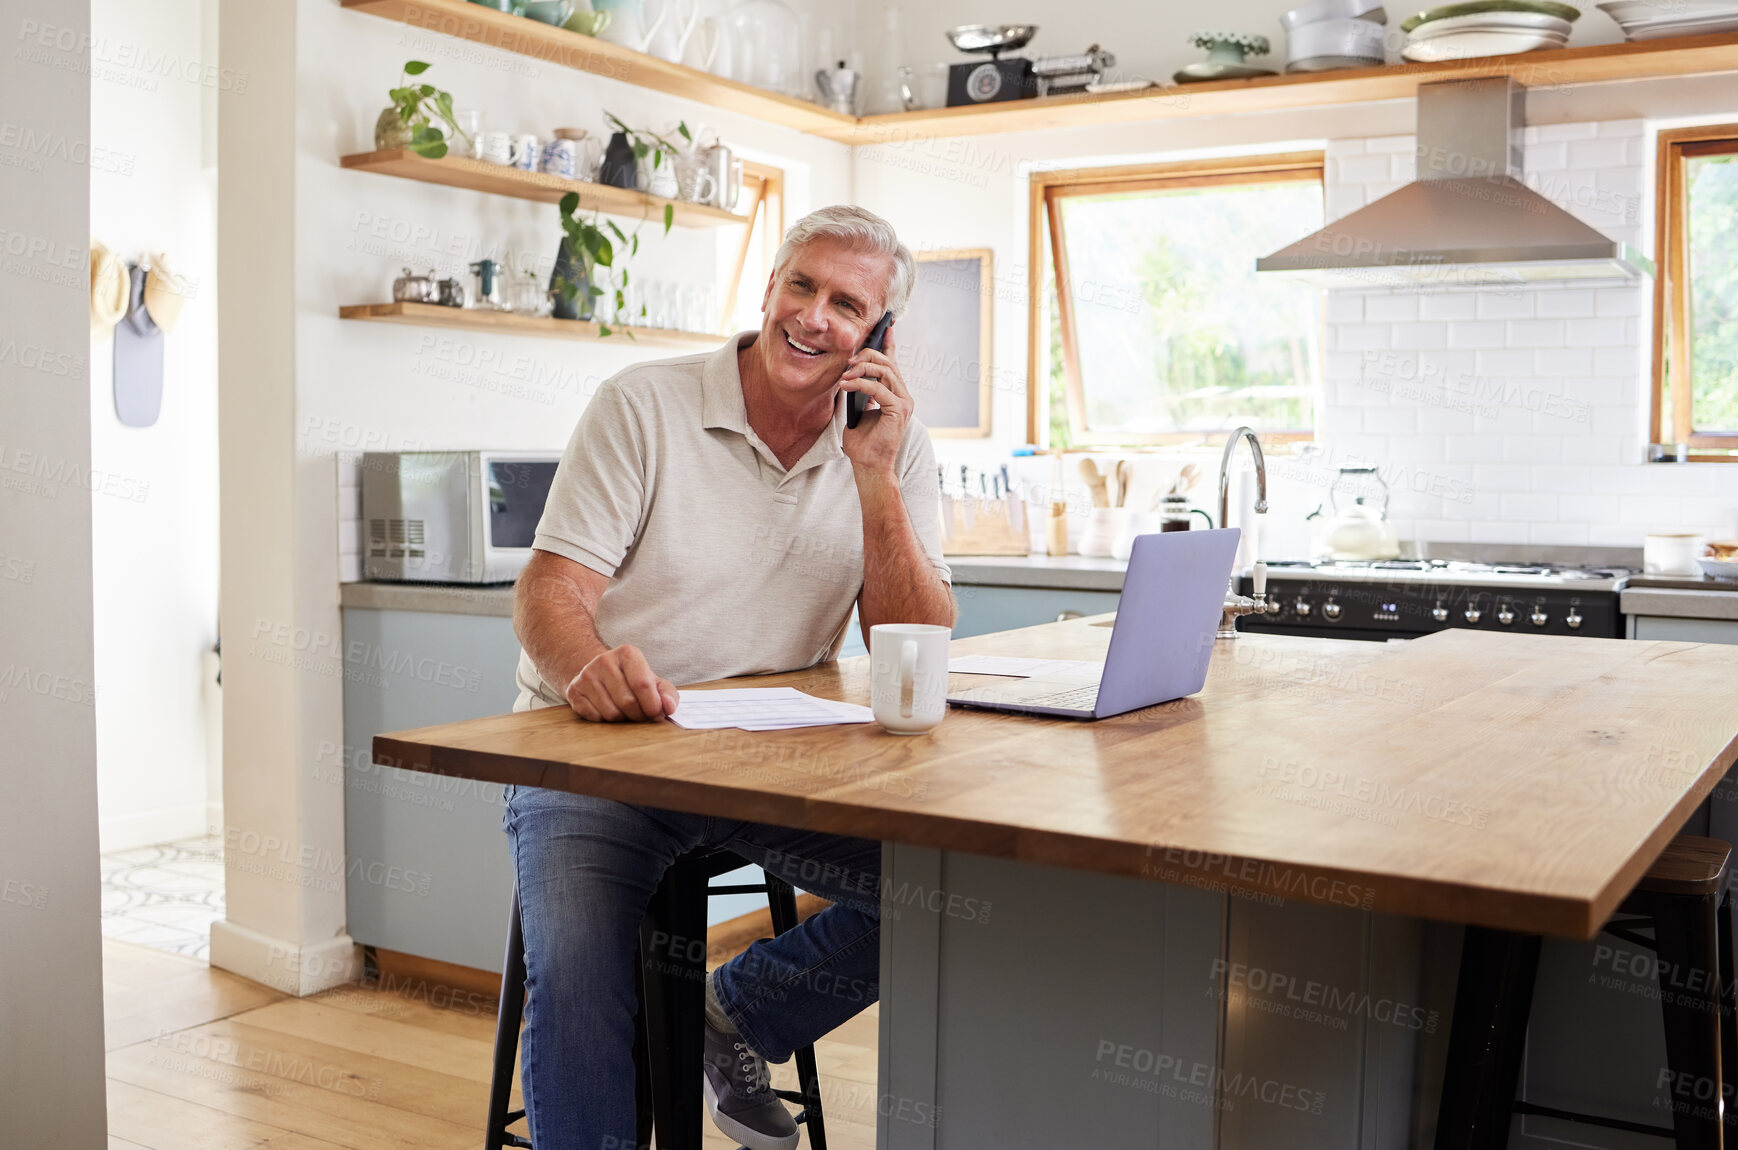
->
<box><xmin>374</xmin><ymin>621</ymin><xmax>1738</xmax><ymax>1148</ymax></box>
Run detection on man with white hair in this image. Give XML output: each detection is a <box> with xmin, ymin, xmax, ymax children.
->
<box><xmin>506</xmin><ymin>204</ymin><xmax>955</xmax><ymax>1149</ymax></box>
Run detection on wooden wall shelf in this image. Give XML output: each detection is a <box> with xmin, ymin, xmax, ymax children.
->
<box><xmin>340</xmin><ymin>149</ymin><xmax>752</xmax><ymax>227</ymax></box>
<box><xmin>340</xmin><ymin>0</ymin><xmax>1738</xmax><ymax>144</ymax></box>
<box><xmin>339</xmin><ymin>301</ymin><xmax>720</xmax><ymax>347</ymax></box>
<box><xmin>339</xmin><ymin>0</ymin><xmax>855</xmax><ymax>139</ymax></box>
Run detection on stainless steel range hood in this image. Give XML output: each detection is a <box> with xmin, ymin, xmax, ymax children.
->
<box><xmin>1257</xmin><ymin>77</ymin><xmax>1653</xmax><ymax>288</ymax></box>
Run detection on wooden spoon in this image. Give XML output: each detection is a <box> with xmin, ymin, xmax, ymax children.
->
<box><xmin>1078</xmin><ymin>458</ymin><xmax>1108</xmax><ymax>508</ymax></box>
<box><xmin>1115</xmin><ymin>460</ymin><xmax>1131</xmax><ymax>508</ymax></box>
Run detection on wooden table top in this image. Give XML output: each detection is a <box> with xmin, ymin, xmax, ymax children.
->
<box><xmin>373</xmin><ymin>621</ymin><xmax>1738</xmax><ymax>939</ymax></box>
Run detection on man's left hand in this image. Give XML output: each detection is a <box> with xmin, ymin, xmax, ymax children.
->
<box><xmin>840</xmin><ymin>326</ymin><xmax>911</xmax><ymax>478</ymax></box>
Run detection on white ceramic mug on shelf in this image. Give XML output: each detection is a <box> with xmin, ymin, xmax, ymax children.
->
<box><xmin>870</xmin><ymin>624</ymin><xmax>951</xmax><ymax>735</ymax></box>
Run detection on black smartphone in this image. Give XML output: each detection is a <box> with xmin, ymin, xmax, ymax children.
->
<box><xmin>846</xmin><ymin>311</ymin><xmax>894</xmax><ymax>430</ymax></box>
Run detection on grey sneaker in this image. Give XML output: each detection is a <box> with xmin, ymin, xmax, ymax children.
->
<box><xmin>701</xmin><ymin>1018</ymin><xmax>800</xmax><ymax>1150</ymax></box>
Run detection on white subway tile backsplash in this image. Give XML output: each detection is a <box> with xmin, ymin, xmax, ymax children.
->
<box><xmin>1502</xmin><ymin>493</ymin><xmax>1560</xmax><ymax>522</ymax></box>
<box><xmin>1475</xmin><ymin>292</ymin><xmax>1535</xmax><ymax>320</ymax></box>
<box><xmin>1312</xmin><ymin>116</ymin><xmax>1715</xmax><ymax>545</ymax></box>
<box><xmin>1565</xmin><ymin>318</ymin><xmax>1629</xmax><ymax>348</ymax></box>
<box><xmin>1470</xmin><ymin>520</ymin><xmax>1531</xmax><ymax>544</ymax></box>
<box><xmin>1567</xmin><ymin>138</ymin><xmax>1629</xmax><ymax>173</ymax></box>
<box><xmin>1534</xmin><ymin>290</ymin><xmax>1596</xmax><ymax>319</ymax></box>
<box><xmin>1507</xmin><ymin>319</ymin><xmax>1566</xmax><ymax>348</ymax></box>
<box><xmin>1445</xmin><ymin>436</ymin><xmax>1506</xmax><ymax>463</ymax></box>
<box><xmin>1530</xmin><ymin>522</ymin><xmax>1590</xmax><ymax>545</ymax></box>
<box><xmin>1556</xmin><ymin>435</ymin><xmax>1625</xmax><ymax>465</ymax></box>
<box><xmin>1420</xmin><ymin>294</ymin><xmax>1477</xmax><ymax>321</ymax></box>
<box><xmin>1503</xmin><ymin>436</ymin><xmax>1562</xmax><ymax>464</ymax></box>
<box><xmin>1364</xmin><ymin>294</ymin><xmax>1419</xmax><ymax>323</ymax></box>
<box><xmin>1325</xmin><ymin>294</ymin><xmax>1365</xmax><ymax>324</ymax></box>
<box><xmin>1448</xmin><ymin>321</ymin><xmax>1506</xmax><ymax>348</ymax></box>
<box><xmin>1528</xmin><ymin>142</ymin><xmax>1569</xmax><ymax>171</ymax></box>
<box><xmin>1392</xmin><ymin>322</ymin><xmax>1447</xmax><ymax>349</ymax></box>
<box><xmin>1533</xmin><ymin>348</ymin><xmax>1594</xmax><ymax>376</ymax></box>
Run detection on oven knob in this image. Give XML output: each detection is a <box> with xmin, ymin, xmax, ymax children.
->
<box><xmin>1497</xmin><ymin>605</ymin><xmax>1515</xmax><ymax>626</ymax></box>
<box><xmin>1464</xmin><ymin>606</ymin><xmax>1482</xmax><ymax>624</ymax></box>
<box><xmin>1322</xmin><ymin>600</ymin><xmax>1342</xmax><ymax>621</ymax></box>
<box><xmin>1530</xmin><ymin>608</ymin><xmax>1549</xmax><ymax>627</ymax></box>
<box><xmin>1294</xmin><ymin>598</ymin><xmax>1312</xmax><ymax>618</ymax></box>
<box><xmin>1431</xmin><ymin>602</ymin><xmax>1449</xmax><ymax>623</ymax></box>
<box><xmin>1566</xmin><ymin>611</ymin><xmax>1583</xmax><ymax>629</ymax></box>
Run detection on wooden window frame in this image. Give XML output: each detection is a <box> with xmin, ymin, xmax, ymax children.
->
<box><xmin>1026</xmin><ymin>153</ymin><xmax>1326</xmax><ymax>448</ymax></box>
<box><xmin>719</xmin><ymin>161</ymin><xmax>785</xmax><ymax>331</ymax></box>
<box><xmin>1651</xmin><ymin>124</ymin><xmax>1738</xmax><ymax>460</ymax></box>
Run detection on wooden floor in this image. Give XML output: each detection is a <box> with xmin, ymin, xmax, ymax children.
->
<box><xmin>103</xmin><ymin>939</ymin><xmax>879</xmax><ymax>1150</ymax></box>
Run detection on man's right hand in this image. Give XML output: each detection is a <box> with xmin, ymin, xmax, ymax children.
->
<box><xmin>563</xmin><ymin>643</ymin><xmax>679</xmax><ymax>722</ymax></box>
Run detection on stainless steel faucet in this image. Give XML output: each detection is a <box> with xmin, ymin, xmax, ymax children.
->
<box><xmin>1216</xmin><ymin>426</ymin><xmax>1272</xmax><ymax>639</ymax></box>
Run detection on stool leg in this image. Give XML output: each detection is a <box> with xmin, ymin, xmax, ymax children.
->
<box><xmin>766</xmin><ymin>877</ymin><xmax>828</xmax><ymax>1150</ymax></box>
<box><xmin>642</xmin><ymin>862</ymin><xmax>710</xmax><ymax>1150</ymax></box>
<box><xmin>485</xmin><ymin>890</ymin><xmax>527</xmax><ymax>1150</ymax></box>
<box><xmin>1434</xmin><ymin>926</ymin><xmax>1541</xmax><ymax>1150</ymax></box>
<box><xmin>1651</xmin><ymin>891</ymin><xmax>1724</xmax><ymax>1150</ymax></box>
<box><xmin>1721</xmin><ymin>889</ymin><xmax>1737</xmax><ymax>1137</ymax></box>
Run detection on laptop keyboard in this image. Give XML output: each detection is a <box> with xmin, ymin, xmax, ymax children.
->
<box><xmin>1022</xmin><ymin>684</ymin><xmax>1099</xmax><ymax>712</ymax></box>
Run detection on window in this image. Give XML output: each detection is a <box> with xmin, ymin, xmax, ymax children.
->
<box><xmin>1029</xmin><ymin>154</ymin><xmax>1325</xmax><ymax>448</ymax></box>
<box><xmin>722</xmin><ymin>163</ymin><xmax>785</xmax><ymax>333</ymax></box>
<box><xmin>1653</xmin><ymin>125</ymin><xmax>1738</xmax><ymax>461</ymax></box>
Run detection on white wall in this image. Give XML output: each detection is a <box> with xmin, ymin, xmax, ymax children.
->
<box><xmin>90</xmin><ymin>0</ymin><xmax>222</xmax><ymax>852</ymax></box>
<box><xmin>0</xmin><ymin>0</ymin><xmax>110</xmax><ymax>1141</ymax></box>
<box><xmin>213</xmin><ymin>0</ymin><xmax>855</xmax><ymax>993</ymax></box>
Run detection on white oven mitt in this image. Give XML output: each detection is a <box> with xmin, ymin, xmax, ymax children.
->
<box><xmin>90</xmin><ymin>239</ymin><xmax>128</xmax><ymax>333</ymax></box>
<box><xmin>143</xmin><ymin>250</ymin><xmax>189</xmax><ymax>334</ymax></box>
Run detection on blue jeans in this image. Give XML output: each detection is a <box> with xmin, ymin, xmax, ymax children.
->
<box><xmin>502</xmin><ymin>784</ymin><xmax>882</xmax><ymax>1150</ymax></box>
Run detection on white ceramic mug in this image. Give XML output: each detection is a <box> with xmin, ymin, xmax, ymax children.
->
<box><xmin>1644</xmin><ymin>533</ymin><xmax>1707</xmax><ymax>576</ymax></box>
<box><xmin>480</xmin><ymin>130</ymin><xmax>514</xmax><ymax>165</ymax></box>
<box><xmin>870</xmin><ymin>624</ymin><xmax>951</xmax><ymax>735</ymax></box>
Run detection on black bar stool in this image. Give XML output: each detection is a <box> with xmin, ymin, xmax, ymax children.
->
<box><xmin>1435</xmin><ymin>834</ymin><xmax>1738</xmax><ymax>1150</ymax></box>
<box><xmin>484</xmin><ymin>848</ymin><xmax>830</xmax><ymax>1150</ymax></box>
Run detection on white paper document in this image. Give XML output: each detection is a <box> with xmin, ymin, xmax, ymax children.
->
<box><xmin>947</xmin><ymin>655</ymin><xmax>1103</xmax><ymax>680</ymax></box>
<box><xmin>668</xmin><ymin>687</ymin><xmax>875</xmax><ymax>732</ymax></box>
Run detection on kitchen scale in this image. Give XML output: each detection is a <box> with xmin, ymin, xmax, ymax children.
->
<box><xmin>945</xmin><ymin>24</ymin><xmax>1116</xmax><ymax>105</ymax></box>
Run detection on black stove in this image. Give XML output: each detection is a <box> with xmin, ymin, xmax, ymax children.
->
<box><xmin>1235</xmin><ymin>559</ymin><xmax>1633</xmax><ymax>641</ymax></box>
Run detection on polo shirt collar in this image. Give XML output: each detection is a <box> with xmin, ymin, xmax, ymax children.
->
<box><xmin>702</xmin><ymin>330</ymin><xmax>846</xmax><ymax>472</ymax></box>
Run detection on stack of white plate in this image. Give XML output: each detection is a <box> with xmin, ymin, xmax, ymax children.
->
<box><xmin>1283</xmin><ymin>0</ymin><xmax>1390</xmax><ymax>71</ymax></box>
<box><xmin>1597</xmin><ymin>0</ymin><xmax>1738</xmax><ymax>39</ymax></box>
<box><xmin>1400</xmin><ymin>0</ymin><xmax>1579</xmax><ymax>61</ymax></box>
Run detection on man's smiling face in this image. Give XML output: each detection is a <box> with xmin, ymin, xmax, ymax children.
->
<box><xmin>756</xmin><ymin>237</ymin><xmax>892</xmax><ymax>402</ymax></box>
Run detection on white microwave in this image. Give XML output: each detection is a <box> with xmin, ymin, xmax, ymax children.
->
<box><xmin>360</xmin><ymin>451</ymin><xmax>561</xmax><ymax>584</ymax></box>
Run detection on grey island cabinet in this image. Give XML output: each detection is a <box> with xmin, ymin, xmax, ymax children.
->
<box><xmin>337</xmin><ymin>558</ymin><xmax>1130</xmax><ymax>970</ymax></box>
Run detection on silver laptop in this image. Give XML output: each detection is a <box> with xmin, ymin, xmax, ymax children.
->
<box><xmin>946</xmin><ymin>528</ymin><xmax>1242</xmax><ymax>720</ymax></box>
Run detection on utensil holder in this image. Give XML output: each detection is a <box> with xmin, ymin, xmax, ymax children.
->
<box><xmin>1078</xmin><ymin>507</ymin><xmax>1128</xmax><ymax>558</ymax></box>
<box><xmin>939</xmin><ymin>495</ymin><xmax>1030</xmax><ymax>556</ymax></box>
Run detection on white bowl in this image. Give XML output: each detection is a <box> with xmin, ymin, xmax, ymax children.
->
<box><xmin>1407</xmin><ymin>9</ymin><xmax>1575</xmax><ymax>35</ymax></box>
<box><xmin>1288</xmin><ymin>16</ymin><xmax>1391</xmax><ymax>61</ymax></box>
<box><xmin>1699</xmin><ymin>557</ymin><xmax>1738</xmax><ymax>580</ymax></box>
<box><xmin>1402</xmin><ymin>26</ymin><xmax>1568</xmax><ymax>58</ymax></box>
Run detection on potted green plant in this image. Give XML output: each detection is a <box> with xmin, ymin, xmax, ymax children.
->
<box><xmin>375</xmin><ymin>61</ymin><xmax>470</xmax><ymax>157</ymax></box>
<box><xmin>550</xmin><ymin>189</ymin><xmax>677</xmax><ymax>336</ymax></box>
<box><xmin>603</xmin><ymin>112</ymin><xmax>691</xmax><ymax>201</ymax></box>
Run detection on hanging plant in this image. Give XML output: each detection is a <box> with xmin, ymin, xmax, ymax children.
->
<box><xmin>377</xmin><ymin>60</ymin><xmax>469</xmax><ymax>158</ymax></box>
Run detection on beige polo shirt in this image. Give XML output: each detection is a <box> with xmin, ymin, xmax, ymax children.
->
<box><xmin>513</xmin><ymin>331</ymin><xmax>951</xmax><ymax>711</ymax></box>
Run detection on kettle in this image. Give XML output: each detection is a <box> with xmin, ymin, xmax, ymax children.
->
<box><xmin>1316</xmin><ymin>465</ymin><xmax>1401</xmax><ymax>560</ymax></box>
<box><xmin>815</xmin><ymin>60</ymin><xmax>861</xmax><ymax>115</ymax></box>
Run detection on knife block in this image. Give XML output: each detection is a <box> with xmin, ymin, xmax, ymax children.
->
<box><xmin>939</xmin><ymin>495</ymin><xmax>1030</xmax><ymax>556</ymax></box>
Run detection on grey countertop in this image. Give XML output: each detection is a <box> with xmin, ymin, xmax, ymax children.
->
<box><xmin>1621</xmin><ymin>586</ymin><xmax>1738</xmax><ymax>622</ymax></box>
<box><xmin>340</xmin><ymin>555</ymin><xmax>1133</xmax><ymax>618</ymax></box>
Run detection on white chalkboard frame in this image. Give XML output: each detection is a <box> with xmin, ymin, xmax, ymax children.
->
<box><xmin>906</xmin><ymin>247</ymin><xmax>993</xmax><ymax>438</ymax></box>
